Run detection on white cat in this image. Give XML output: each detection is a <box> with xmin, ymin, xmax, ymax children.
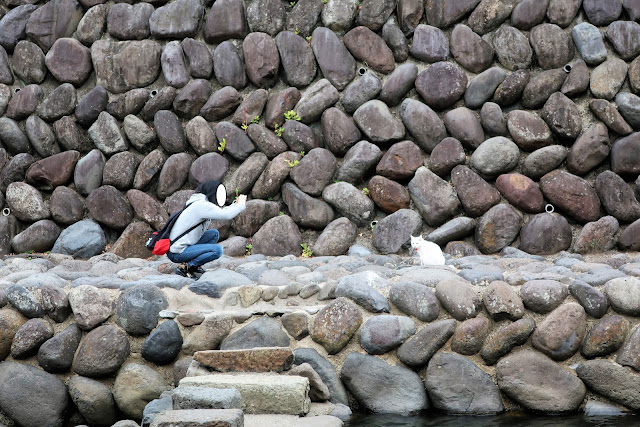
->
<box><xmin>410</xmin><ymin>235</ymin><xmax>446</xmax><ymax>266</ymax></box>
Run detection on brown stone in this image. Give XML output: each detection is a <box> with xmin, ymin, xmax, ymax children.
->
<box><xmin>539</xmin><ymin>170</ymin><xmax>601</xmax><ymax>224</ymax></box>
<box><xmin>567</xmin><ymin>123</ymin><xmax>610</xmax><ymax>176</ymax></box>
<box><xmin>582</xmin><ymin>315</ymin><xmax>630</xmax><ymax>358</ymax></box>
<box><xmin>368</xmin><ymin>175</ymin><xmax>411</xmax><ymax>214</ymax></box>
<box><xmin>311</xmin><ymin>297</ymin><xmax>362</xmax><ymax>355</ymax></box>
<box><xmin>483</xmin><ymin>281</ymin><xmax>525</xmax><ymax>321</ymax></box>
<box><xmin>529</xmin><ymin>23</ymin><xmax>574</xmax><ymax>69</ymax></box>
<box><xmin>375</xmin><ymin>140</ymin><xmax>423</xmax><ymax>180</ymax></box>
<box><xmin>242</xmin><ymin>32</ymin><xmax>280</xmax><ymax>88</ymax></box>
<box><xmin>619</xmin><ymin>218</ymin><xmax>640</xmax><ymax>251</ymax></box>
<box><xmin>343</xmin><ymin>26</ymin><xmax>395</xmax><ymax>74</ymax></box>
<box><xmin>450</xmin><ymin>24</ymin><xmax>494</xmax><ymax>73</ymax></box>
<box><xmin>264</xmin><ymin>88</ymin><xmax>301</xmax><ymax>129</ymax></box>
<box><xmin>450</xmin><ymin>317</ymin><xmax>489</xmax><ymax>356</ymax></box>
<box><xmin>532</xmin><ymin>303</ymin><xmax>586</xmax><ymax>361</ymax></box>
<box><xmin>589</xmin><ymin>99</ymin><xmax>633</xmax><ymax>136</ymax></box>
<box><xmin>506</xmin><ymin>110</ymin><xmax>552</xmax><ymax>152</ymax></box>
<box><xmin>519</xmin><ymin>213</ymin><xmax>573</xmax><ymax>256</ymax></box>
<box><xmin>617</xmin><ymin>325</ymin><xmax>640</xmax><ymax>371</ymax></box>
<box><xmin>475</xmin><ymin>204</ymin><xmax>522</xmax><ymax>254</ymax></box>
<box><xmin>25</xmin><ymin>150</ymin><xmax>79</xmax><ymax>190</ymax></box>
<box><xmin>428</xmin><ymin>137</ymin><xmax>466</xmax><ymax>177</ymax></box>
<box><xmin>574</xmin><ymin>216</ymin><xmax>619</xmax><ymax>254</ymax></box>
<box><xmin>495</xmin><ymin>174</ymin><xmax>544</xmax><ymax>214</ymax></box>
<box><xmin>0</xmin><ymin>310</ymin><xmax>27</xmax><ymax>361</ymax></box>
<box><xmin>481</xmin><ymin>318</ymin><xmax>536</xmax><ymax>365</ymax></box>
<box><xmin>111</xmin><ymin>221</ymin><xmax>152</xmax><ymax>259</ymax></box>
<box><xmin>451</xmin><ymin>165</ymin><xmax>500</xmax><ymax>218</ymax></box>
<box><xmin>194</xmin><ymin>347</ymin><xmax>293</xmax><ymax>373</ymax></box>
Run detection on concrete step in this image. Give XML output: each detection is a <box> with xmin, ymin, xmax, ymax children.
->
<box><xmin>172</xmin><ymin>386</ymin><xmax>242</xmax><ymax>410</ymax></box>
<box><xmin>179</xmin><ymin>373</ymin><xmax>310</xmax><ymax>415</ymax></box>
<box><xmin>244</xmin><ymin>414</ymin><xmax>343</xmax><ymax>427</ymax></box>
<box><xmin>150</xmin><ymin>409</ymin><xmax>243</xmax><ymax>427</ymax></box>
<box><xmin>193</xmin><ymin>347</ymin><xmax>293</xmax><ymax>373</ymax></box>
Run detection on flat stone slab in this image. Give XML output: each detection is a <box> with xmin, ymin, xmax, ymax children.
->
<box><xmin>245</xmin><ymin>414</ymin><xmax>343</xmax><ymax>427</ymax></box>
<box><xmin>150</xmin><ymin>409</ymin><xmax>243</xmax><ymax>427</ymax></box>
<box><xmin>180</xmin><ymin>373</ymin><xmax>310</xmax><ymax>415</ymax></box>
<box><xmin>193</xmin><ymin>347</ymin><xmax>294</xmax><ymax>373</ymax></box>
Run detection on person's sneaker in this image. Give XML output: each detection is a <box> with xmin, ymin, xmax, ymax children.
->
<box><xmin>175</xmin><ymin>264</ymin><xmax>195</xmax><ymax>278</ymax></box>
<box><xmin>188</xmin><ymin>265</ymin><xmax>205</xmax><ymax>275</ymax></box>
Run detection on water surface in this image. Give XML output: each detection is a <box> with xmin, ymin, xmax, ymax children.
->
<box><xmin>345</xmin><ymin>412</ymin><xmax>640</xmax><ymax>427</ymax></box>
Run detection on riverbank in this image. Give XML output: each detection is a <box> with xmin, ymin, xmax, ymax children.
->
<box><xmin>0</xmin><ymin>246</ymin><xmax>639</xmax><ymax>426</ymax></box>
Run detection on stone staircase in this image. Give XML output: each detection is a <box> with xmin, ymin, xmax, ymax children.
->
<box><xmin>147</xmin><ymin>347</ymin><xmax>343</xmax><ymax>427</ymax></box>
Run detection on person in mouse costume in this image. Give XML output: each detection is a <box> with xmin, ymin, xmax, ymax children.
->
<box><xmin>167</xmin><ymin>180</ymin><xmax>246</xmax><ymax>278</ymax></box>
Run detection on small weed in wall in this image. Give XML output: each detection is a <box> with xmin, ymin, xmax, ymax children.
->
<box><xmin>245</xmin><ymin>243</ymin><xmax>252</xmax><ymax>256</ymax></box>
<box><xmin>284</xmin><ymin>110</ymin><xmax>301</xmax><ymax>122</ymax></box>
<box><xmin>286</xmin><ymin>159</ymin><xmax>300</xmax><ymax>168</ymax></box>
<box><xmin>301</xmin><ymin>244</ymin><xmax>313</xmax><ymax>257</ymax></box>
<box><xmin>274</xmin><ymin>123</ymin><xmax>284</xmax><ymax>137</ymax></box>
<box><xmin>218</xmin><ymin>138</ymin><xmax>227</xmax><ymax>153</ymax></box>
<box><xmin>362</xmin><ymin>187</ymin><xmax>370</xmax><ymax>197</ymax></box>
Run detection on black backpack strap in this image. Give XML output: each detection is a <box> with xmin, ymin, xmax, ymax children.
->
<box><xmin>170</xmin><ymin>220</ymin><xmax>206</xmax><ymax>245</ymax></box>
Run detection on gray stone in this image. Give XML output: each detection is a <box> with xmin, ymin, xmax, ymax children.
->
<box><xmin>606</xmin><ymin>21</ymin><xmax>640</xmax><ymax>60</ymax></box>
<box><xmin>399</xmin><ymin>98</ymin><xmax>447</xmax><ymax>153</ymax></box>
<box><xmin>410</xmin><ymin>24</ymin><xmax>448</xmax><ymax>63</ymax></box>
<box><xmin>91</xmin><ymin>40</ymin><xmax>161</xmax><ymax>93</ymax></box>
<box><xmin>589</xmin><ymin>99</ymin><xmax>633</xmax><ymax>136</ymax></box>
<box><xmin>522</xmin><ymin>145</ymin><xmax>568</xmax><ymax>180</ymax></box>
<box><xmin>409</xmin><ymin>166</ymin><xmax>460</xmax><ymax>227</ymax></box>
<box><xmin>396</xmin><ymin>319</ymin><xmax>457</xmax><ymax>368</ymax></box>
<box><xmin>221</xmin><ymin>317</ymin><xmax>290</xmax><ymax>350</ymax></box>
<box><xmin>213</xmin><ymin>41</ymin><xmax>247</xmax><ymax>90</ymax></box>
<box><xmin>149</xmin><ymin>0</ymin><xmax>202</xmax><ymax>38</ymax></box>
<box><xmin>470</xmin><ymin>137</ymin><xmax>519</xmax><ymax>178</ymax></box>
<box><xmin>572</xmin><ymin>22</ymin><xmax>607</xmax><ymax>65</ymax></box>
<box><xmin>520</xmin><ymin>280</ymin><xmax>568</xmax><ymax>313</ymax></box>
<box><xmin>204</xmin><ymin>0</ymin><xmax>248</xmax><ymax>43</ymax></box>
<box><xmin>567</xmin><ymin>123</ymin><xmax>610</xmax><ymax>176</ymax></box>
<box><xmin>25</xmin><ymin>115</ymin><xmax>60</xmax><ymax>157</ymax></box>
<box><xmin>68</xmin><ymin>376</ymin><xmax>118</xmax><ymax>427</ymax></box>
<box><xmin>379</xmin><ymin>64</ymin><xmax>418</xmax><ymax>107</ymax></box>
<box><xmin>275</xmin><ymin>31</ymin><xmax>316</xmax><ymax>88</ymax></box>
<box><xmin>322</xmin><ymin>182</ymin><xmax>375</xmax><ymax>227</ymax></box>
<box><xmin>507</xmin><ymin>110</ymin><xmax>552</xmax><ymax>152</ymax></box>
<box><xmin>5</xmin><ymin>83</ymin><xmax>42</xmax><ymax>121</ymax></box>
<box><xmin>311</xmin><ymin>27</ymin><xmax>355</xmax><ymax>90</ymax></box>
<box><xmin>0</xmin><ymin>4</ymin><xmax>38</xmax><ymax>52</ymax></box>
<box><xmin>142</xmin><ymin>320</ymin><xmax>183</xmax><ymax>365</ymax></box>
<box><xmin>12</xmin><ymin>40</ymin><xmax>45</xmax><ymax>84</ymax></box>
<box><xmin>314</xmin><ymin>217</ymin><xmax>357</xmax><ymax>257</ymax></box>
<box><xmin>73</xmin><ymin>324</ymin><xmax>130</xmax><ymax>377</ymax></box>
<box><xmin>353</xmin><ymin>100</ymin><xmax>405</xmax><ymax>143</ymax></box>
<box><xmin>424</xmin><ymin>0</ymin><xmax>481</xmax><ymax>29</ymax></box>
<box><xmin>161</xmin><ymin>41</ymin><xmax>189</xmax><ymax>88</ymax></box>
<box><xmin>107</xmin><ymin>3</ymin><xmax>152</xmax><ymax>40</ymax></box>
<box><xmin>444</xmin><ymin>107</ymin><xmax>484</xmax><ymax>150</ymax></box>
<box><xmin>475</xmin><ymin>204</ymin><xmax>522</xmax><ymax>254</ymax></box>
<box><xmin>519</xmin><ymin>213</ymin><xmax>573</xmax><ymax>256</ymax></box>
<box><xmin>341</xmin><ymin>352</ymin><xmax>428</xmax><ymax>415</ymax></box>
<box><xmin>52</xmin><ymin>219</ymin><xmax>106</xmax><ymax>259</ymax></box>
<box><xmin>617</xmin><ymin>325</ymin><xmax>640</xmax><ymax>371</ymax></box>
<box><xmin>282</xmin><ymin>183</ymin><xmax>335</xmax><ymax>229</ymax></box>
<box><xmin>252</xmin><ymin>215</ymin><xmax>303</xmax><ymax>257</ymax></box>
<box><xmin>359</xmin><ymin>315</ymin><xmax>416</xmax><ymax>355</ymax></box>
<box><xmin>542</xmin><ymin>92</ymin><xmax>583</xmax><ymax>139</ymax></box>
<box><xmin>382</xmin><ymin>16</ymin><xmax>409</xmax><ymax>61</ymax></box>
<box><xmin>372</xmin><ymin>209</ymin><xmax>422</xmax><ymax>254</ymax></box>
<box><xmin>181</xmin><ymin>314</ymin><xmax>232</xmax><ymax>353</ymax></box>
<box><xmin>415</xmin><ymin>61</ymin><xmax>467</xmax><ymax>110</ymax></box>
<box><xmin>577</xmin><ymin>360</ymin><xmax>640</xmax><ymax>411</ymax></box>
<box><xmin>574</xmin><ymin>217</ymin><xmax>619</xmax><ymax>255</ymax></box>
<box><xmin>562</xmin><ymin>59</ymin><xmax>590</xmax><ymax>97</ymax></box>
<box><xmin>605</xmin><ymin>277</ymin><xmax>640</xmax><ymax>316</ymax></box>
<box><xmin>11</xmin><ymin>317</ymin><xmax>54</xmax><ymax>359</ymax></box>
<box><xmin>465</xmin><ymin>68</ymin><xmax>507</xmax><ymax>110</ymax></box>
<box><xmin>11</xmin><ymin>220</ymin><xmax>61</xmax><ymax>254</ymax></box>
<box><xmin>294</xmin><ymin>79</ymin><xmax>339</xmax><ymax>124</ymax></box>
<box><xmin>37</xmin><ymin>323</ymin><xmax>81</xmax><ymax>373</ymax></box>
<box><xmin>532</xmin><ymin>303</ymin><xmax>586</xmax><ymax>361</ymax></box>
<box><xmin>6</xmin><ymin>182</ymin><xmax>49</xmax><ymax>222</ymax></box>
<box><xmin>426</xmin><ymin>352</ymin><xmax>504</xmax><ymax>414</ymax></box>
<box><xmin>172</xmin><ymin>387</ymin><xmax>242</xmax><ymax>410</ymax></box>
<box><xmin>0</xmin><ymin>362</ymin><xmax>68</xmax><ymax>427</ymax></box>
<box><xmin>341</xmin><ymin>72</ymin><xmax>382</xmax><ymax>115</ymax></box>
<box><xmin>522</xmin><ymin>69</ymin><xmax>567</xmax><ymax>109</ymax></box>
<box><xmin>116</xmin><ymin>284</ymin><xmax>168</xmax><ymax>335</ymax></box>
<box><xmin>75</xmin><ymin>3</ymin><xmax>107</xmax><ymax>46</ymax></box>
<box><xmin>497</xmin><ymin>349</ymin><xmax>586</xmax><ymax>413</ymax></box>
<box><xmin>335</xmin><ymin>274</ymin><xmax>390</xmax><ymax>313</ymax></box>
<box><xmin>68</xmin><ymin>285</ymin><xmax>113</xmax><ymax>331</ymax></box>
<box><xmin>113</xmin><ymin>363</ymin><xmax>167</xmax><ymax>420</ymax></box>
<box><xmin>582</xmin><ymin>315</ymin><xmax>629</xmax><ymax>358</ymax></box>
<box><xmin>450</xmin><ymin>24</ymin><xmax>494</xmax><ymax>73</ymax></box>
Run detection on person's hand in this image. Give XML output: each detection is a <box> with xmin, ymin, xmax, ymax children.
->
<box><xmin>236</xmin><ymin>194</ymin><xmax>247</xmax><ymax>205</ymax></box>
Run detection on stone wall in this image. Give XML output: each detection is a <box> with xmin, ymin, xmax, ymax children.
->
<box><xmin>2</xmin><ymin>0</ymin><xmax>640</xmax><ymax>259</ymax></box>
<box><xmin>1</xmin><ymin>250</ymin><xmax>640</xmax><ymax>426</ymax></box>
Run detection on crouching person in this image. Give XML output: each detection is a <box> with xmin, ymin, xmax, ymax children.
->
<box><xmin>167</xmin><ymin>180</ymin><xmax>246</xmax><ymax>278</ymax></box>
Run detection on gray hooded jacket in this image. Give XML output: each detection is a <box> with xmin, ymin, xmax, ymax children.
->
<box><xmin>169</xmin><ymin>193</ymin><xmax>246</xmax><ymax>254</ymax></box>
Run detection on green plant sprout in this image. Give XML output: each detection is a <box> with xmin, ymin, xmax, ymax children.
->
<box><xmin>362</xmin><ymin>187</ymin><xmax>370</xmax><ymax>196</ymax></box>
<box><xmin>290</xmin><ymin>1</ymin><xmax>296</xmax><ymax>7</ymax></box>
<box><xmin>322</xmin><ymin>0</ymin><xmax>327</xmax><ymax>3</ymax></box>
<box><xmin>306</xmin><ymin>36</ymin><xmax>312</xmax><ymax>42</ymax></box>
<box><xmin>241</xmin><ymin>123</ymin><xmax>248</xmax><ymax>131</ymax></box>
<box><xmin>245</xmin><ymin>243</ymin><xmax>252</xmax><ymax>256</ymax></box>
<box><xmin>234</xmin><ymin>187</ymin><xmax>240</xmax><ymax>201</ymax></box>
<box><xmin>284</xmin><ymin>110</ymin><xmax>301</xmax><ymax>121</ymax></box>
<box><xmin>279</xmin><ymin>211</ymin><xmax>285</xmax><ymax>216</ymax></box>
<box><xmin>218</xmin><ymin>137</ymin><xmax>227</xmax><ymax>153</ymax></box>
<box><xmin>299</xmin><ymin>151</ymin><xmax>305</xmax><ymax>157</ymax></box>
<box><xmin>301</xmin><ymin>243</ymin><xmax>313</xmax><ymax>257</ymax></box>
<box><xmin>251</xmin><ymin>115</ymin><xmax>260</xmax><ymax>124</ymax></box>
<box><xmin>274</xmin><ymin>123</ymin><xmax>284</xmax><ymax>137</ymax></box>
<box><xmin>295</xmin><ymin>28</ymin><xmax>300</xmax><ymax>35</ymax></box>
<box><xmin>286</xmin><ymin>159</ymin><xmax>300</xmax><ymax>168</ymax></box>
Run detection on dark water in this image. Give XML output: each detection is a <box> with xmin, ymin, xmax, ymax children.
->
<box><xmin>345</xmin><ymin>412</ymin><xmax>640</xmax><ymax>427</ymax></box>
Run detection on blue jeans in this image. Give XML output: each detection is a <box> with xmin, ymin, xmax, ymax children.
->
<box><xmin>167</xmin><ymin>229</ymin><xmax>223</xmax><ymax>267</ymax></box>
